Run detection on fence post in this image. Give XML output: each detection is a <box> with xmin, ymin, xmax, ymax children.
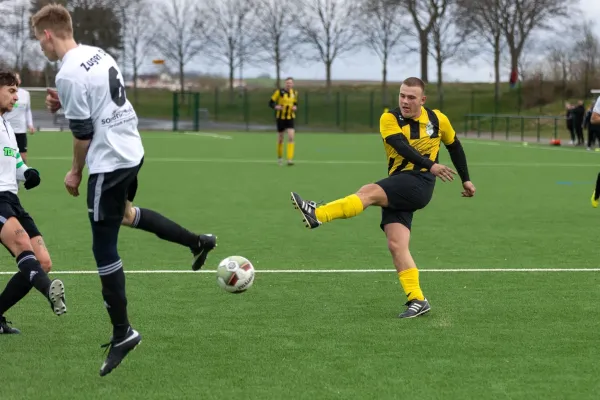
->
<box><xmin>343</xmin><ymin>93</ymin><xmax>348</xmax><ymax>132</ymax></box>
<box><xmin>554</xmin><ymin>118</ymin><xmax>558</xmax><ymax>139</ymax></box>
<box><xmin>520</xmin><ymin>117</ymin><xmax>525</xmax><ymax>141</ymax></box>
<box><xmin>304</xmin><ymin>91</ymin><xmax>309</xmax><ymax>125</ymax></box>
<box><xmin>491</xmin><ymin>115</ymin><xmax>495</xmax><ymax>139</ymax></box>
<box><xmin>193</xmin><ymin>92</ymin><xmax>200</xmax><ymax>131</ymax></box>
<box><xmin>505</xmin><ymin>116</ymin><xmax>509</xmax><ymax>140</ymax></box>
<box><xmin>244</xmin><ymin>89</ymin><xmax>249</xmax><ymax>131</ymax></box>
<box><xmin>369</xmin><ymin>91</ymin><xmax>374</xmax><ymax>129</ymax></box>
<box><xmin>477</xmin><ymin>116</ymin><xmax>481</xmax><ymax>138</ymax></box>
<box><xmin>172</xmin><ymin>91</ymin><xmax>179</xmax><ymax>131</ymax></box>
<box><xmin>336</xmin><ymin>92</ymin><xmax>341</xmax><ymax>127</ymax></box>
<box><xmin>214</xmin><ymin>88</ymin><xmax>219</xmax><ymax>122</ymax></box>
<box><xmin>536</xmin><ymin>117</ymin><xmax>540</xmax><ymax>142</ymax></box>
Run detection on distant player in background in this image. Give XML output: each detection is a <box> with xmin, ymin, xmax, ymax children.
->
<box><xmin>589</xmin><ymin>96</ymin><xmax>600</xmax><ymax>207</ymax></box>
<box><xmin>269</xmin><ymin>77</ymin><xmax>297</xmax><ymax>165</ymax></box>
<box><xmin>4</xmin><ymin>73</ymin><xmax>35</xmax><ymax>163</ymax></box>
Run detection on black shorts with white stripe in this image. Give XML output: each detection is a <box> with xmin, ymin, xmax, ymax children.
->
<box><xmin>0</xmin><ymin>191</ymin><xmax>42</xmax><ymax>249</ymax></box>
<box><xmin>86</xmin><ymin>158</ymin><xmax>143</xmax><ymax>224</ymax></box>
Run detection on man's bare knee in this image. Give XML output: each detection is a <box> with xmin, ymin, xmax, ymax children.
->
<box><xmin>122</xmin><ymin>204</ymin><xmax>137</xmax><ymax>227</ymax></box>
<box><xmin>356</xmin><ymin>183</ymin><xmax>388</xmax><ymax>207</ymax></box>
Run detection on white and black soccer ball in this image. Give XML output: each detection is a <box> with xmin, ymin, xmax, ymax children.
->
<box><xmin>216</xmin><ymin>256</ymin><xmax>255</xmax><ymax>293</ymax></box>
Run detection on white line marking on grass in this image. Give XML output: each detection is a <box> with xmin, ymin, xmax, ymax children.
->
<box><xmin>29</xmin><ymin>156</ymin><xmax>600</xmax><ymax>168</ymax></box>
<box><xmin>183</xmin><ymin>132</ymin><xmax>233</xmax><ymax>139</ymax></box>
<box><xmin>2</xmin><ymin>268</ymin><xmax>600</xmax><ymax>275</ymax></box>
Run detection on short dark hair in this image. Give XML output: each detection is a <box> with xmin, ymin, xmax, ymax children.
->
<box><xmin>285</xmin><ymin>77</ymin><xmax>294</xmax><ymax>81</ymax></box>
<box><xmin>0</xmin><ymin>71</ymin><xmax>18</xmax><ymax>88</ymax></box>
<box><xmin>402</xmin><ymin>77</ymin><xmax>425</xmax><ymax>94</ymax></box>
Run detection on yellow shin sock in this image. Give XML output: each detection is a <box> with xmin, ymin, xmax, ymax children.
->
<box><xmin>398</xmin><ymin>268</ymin><xmax>425</xmax><ymax>301</ymax></box>
<box><xmin>315</xmin><ymin>194</ymin><xmax>364</xmax><ymax>223</ymax></box>
<box><xmin>277</xmin><ymin>142</ymin><xmax>284</xmax><ymax>158</ymax></box>
<box><xmin>287</xmin><ymin>142</ymin><xmax>295</xmax><ymax>160</ymax></box>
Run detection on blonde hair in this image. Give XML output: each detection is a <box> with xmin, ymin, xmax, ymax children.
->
<box><xmin>31</xmin><ymin>3</ymin><xmax>73</xmax><ymax>38</ymax></box>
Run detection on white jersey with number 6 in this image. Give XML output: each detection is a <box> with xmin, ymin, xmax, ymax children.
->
<box><xmin>56</xmin><ymin>44</ymin><xmax>144</xmax><ymax>174</ymax></box>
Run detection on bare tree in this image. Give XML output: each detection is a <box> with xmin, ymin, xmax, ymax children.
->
<box><xmin>499</xmin><ymin>0</ymin><xmax>569</xmax><ymax>81</ymax></box>
<box><xmin>428</xmin><ymin>1</ymin><xmax>475</xmax><ymax>108</ymax></box>
<box><xmin>573</xmin><ymin>22</ymin><xmax>600</xmax><ymax>97</ymax></box>
<box><xmin>3</xmin><ymin>0</ymin><xmax>31</xmax><ymax>70</ymax></box>
<box><xmin>123</xmin><ymin>0</ymin><xmax>152</xmax><ymax>106</ymax></box>
<box><xmin>204</xmin><ymin>0</ymin><xmax>256</xmax><ymax>100</ymax></box>
<box><xmin>295</xmin><ymin>0</ymin><xmax>361</xmax><ymax>94</ymax></box>
<box><xmin>358</xmin><ymin>0</ymin><xmax>408</xmax><ymax>103</ymax></box>
<box><xmin>456</xmin><ymin>0</ymin><xmax>504</xmax><ymax>102</ymax></box>
<box><xmin>253</xmin><ymin>0</ymin><xmax>298</xmax><ymax>88</ymax></box>
<box><xmin>396</xmin><ymin>0</ymin><xmax>448</xmax><ymax>83</ymax></box>
<box><xmin>151</xmin><ymin>0</ymin><xmax>207</xmax><ymax>97</ymax></box>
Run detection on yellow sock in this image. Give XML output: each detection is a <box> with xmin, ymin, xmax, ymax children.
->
<box><xmin>287</xmin><ymin>142</ymin><xmax>295</xmax><ymax>160</ymax></box>
<box><xmin>315</xmin><ymin>194</ymin><xmax>364</xmax><ymax>223</ymax></box>
<box><xmin>398</xmin><ymin>268</ymin><xmax>425</xmax><ymax>301</ymax></box>
<box><xmin>277</xmin><ymin>143</ymin><xmax>283</xmax><ymax>158</ymax></box>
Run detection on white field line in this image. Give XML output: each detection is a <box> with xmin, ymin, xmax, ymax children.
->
<box><xmin>25</xmin><ymin>156</ymin><xmax>600</xmax><ymax>168</ymax></box>
<box><xmin>2</xmin><ymin>268</ymin><xmax>600</xmax><ymax>275</ymax></box>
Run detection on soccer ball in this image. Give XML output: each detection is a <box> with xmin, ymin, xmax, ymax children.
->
<box><xmin>216</xmin><ymin>256</ymin><xmax>255</xmax><ymax>293</ymax></box>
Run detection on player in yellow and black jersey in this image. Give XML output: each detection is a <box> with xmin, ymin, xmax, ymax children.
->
<box><xmin>269</xmin><ymin>77</ymin><xmax>298</xmax><ymax>165</ymax></box>
<box><xmin>290</xmin><ymin>77</ymin><xmax>476</xmax><ymax>318</ymax></box>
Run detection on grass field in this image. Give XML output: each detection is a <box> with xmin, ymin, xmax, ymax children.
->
<box><xmin>2</xmin><ymin>130</ymin><xmax>600</xmax><ymax>399</ymax></box>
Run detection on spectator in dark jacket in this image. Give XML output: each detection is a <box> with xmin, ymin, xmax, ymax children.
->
<box><xmin>566</xmin><ymin>102</ymin><xmax>575</xmax><ymax>144</ymax></box>
<box><xmin>585</xmin><ymin>103</ymin><xmax>600</xmax><ymax>150</ymax></box>
<box><xmin>573</xmin><ymin>100</ymin><xmax>586</xmax><ymax>145</ymax></box>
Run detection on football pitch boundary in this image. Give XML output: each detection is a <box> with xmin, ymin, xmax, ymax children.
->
<box><xmin>24</xmin><ymin>156</ymin><xmax>600</xmax><ymax>168</ymax></box>
<box><xmin>2</xmin><ymin>268</ymin><xmax>600</xmax><ymax>275</ymax></box>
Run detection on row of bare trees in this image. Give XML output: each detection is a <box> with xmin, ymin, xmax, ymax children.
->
<box><xmin>0</xmin><ymin>0</ymin><xmax>595</xmax><ymax>107</ymax></box>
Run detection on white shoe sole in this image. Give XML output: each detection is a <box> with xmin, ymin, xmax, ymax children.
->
<box><xmin>49</xmin><ymin>280</ymin><xmax>67</xmax><ymax>316</ymax></box>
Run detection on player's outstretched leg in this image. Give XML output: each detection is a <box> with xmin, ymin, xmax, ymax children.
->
<box><xmin>0</xmin><ymin>233</ymin><xmax>63</xmax><ymax>328</ymax></box>
<box><xmin>592</xmin><ymin>172</ymin><xmax>600</xmax><ymax>208</ymax></box>
<box><xmin>124</xmin><ymin>206</ymin><xmax>217</xmax><ymax>271</ymax></box>
<box><xmin>384</xmin><ymin>223</ymin><xmax>430</xmax><ymax>319</ymax></box>
<box><xmin>290</xmin><ymin>184</ymin><xmax>386</xmax><ymax>229</ymax></box>
<box><xmin>0</xmin><ymin>218</ymin><xmax>65</xmax><ymax>316</ymax></box>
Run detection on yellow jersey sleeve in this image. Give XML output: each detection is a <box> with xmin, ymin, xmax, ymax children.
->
<box><xmin>270</xmin><ymin>90</ymin><xmax>280</xmax><ymax>103</ymax></box>
<box><xmin>380</xmin><ymin>112</ymin><xmax>402</xmax><ymax>140</ymax></box>
<box><xmin>438</xmin><ymin>111</ymin><xmax>456</xmax><ymax>145</ymax></box>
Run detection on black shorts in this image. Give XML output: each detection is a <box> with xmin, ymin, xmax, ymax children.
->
<box><xmin>0</xmin><ymin>192</ymin><xmax>42</xmax><ymax>242</ymax></box>
<box><xmin>375</xmin><ymin>171</ymin><xmax>436</xmax><ymax>231</ymax></box>
<box><xmin>276</xmin><ymin>118</ymin><xmax>295</xmax><ymax>132</ymax></box>
<box><xmin>15</xmin><ymin>133</ymin><xmax>27</xmax><ymax>153</ymax></box>
<box><xmin>87</xmin><ymin>159</ymin><xmax>143</xmax><ymax>224</ymax></box>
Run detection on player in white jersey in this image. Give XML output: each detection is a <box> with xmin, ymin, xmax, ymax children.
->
<box><xmin>3</xmin><ymin>73</ymin><xmax>35</xmax><ymax>163</ymax></box>
<box><xmin>0</xmin><ymin>71</ymin><xmax>66</xmax><ymax>335</ymax></box>
<box><xmin>32</xmin><ymin>4</ymin><xmax>217</xmax><ymax>377</ymax></box>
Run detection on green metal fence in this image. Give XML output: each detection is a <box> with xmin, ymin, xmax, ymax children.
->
<box><xmin>463</xmin><ymin>114</ymin><xmax>568</xmax><ymax>142</ymax></box>
<box><xmin>170</xmin><ymin>89</ymin><xmax>573</xmax><ymax>139</ymax></box>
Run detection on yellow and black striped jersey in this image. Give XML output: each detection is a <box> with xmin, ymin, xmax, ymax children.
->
<box><xmin>269</xmin><ymin>88</ymin><xmax>298</xmax><ymax>120</ymax></box>
<box><xmin>380</xmin><ymin>106</ymin><xmax>456</xmax><ymax>175</ymax></box>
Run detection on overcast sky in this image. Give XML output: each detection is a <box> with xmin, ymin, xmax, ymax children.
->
<box><xmin>196</xmin><ymin>0</ymin><xmax>600</xmax><ymax>83</ymax></box>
